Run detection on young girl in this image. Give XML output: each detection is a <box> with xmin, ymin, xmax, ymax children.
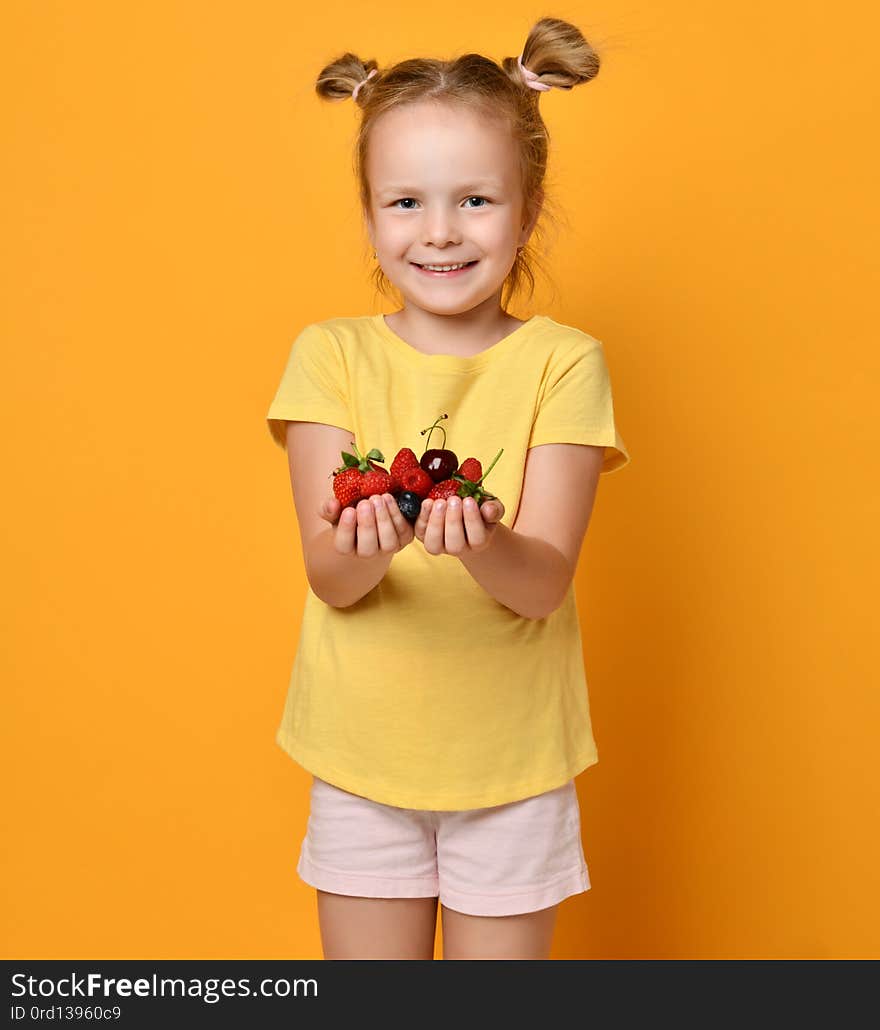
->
<box><xmin>267</xmin><ymin>17</ymin><xmax>631</xmax><ymax>960</ymax></box>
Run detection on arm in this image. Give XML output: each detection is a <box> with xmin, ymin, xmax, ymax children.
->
<box><xmin>284</xmin><ymin>421</ymin><xmax>394</xmax><ymax>609</ymax></box>
<box><xmin>458</xmin><ymin>524</ymin><xmax>572</xmax><ymax>620</ymax></box>
<box><xmin>458</xmin><ymin>443</ymin><xmax>606</xmax><ymax>620</ymax></box>
<box><xmin>306</xmin><ymin>523</ymin><xmax>393</xmax><ymax>608</ymax></box>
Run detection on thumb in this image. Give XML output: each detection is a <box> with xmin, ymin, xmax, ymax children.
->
<box><xmin>320</xmin><ymin>497</ymin><xmax>339</xmax><ymax>522</ymax></box>
<box><xmin>483</xmin><ymin>500</ymin><xmax>504</xmax><ymax>522</ymax></box>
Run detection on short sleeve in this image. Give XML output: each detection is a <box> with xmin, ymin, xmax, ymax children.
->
<box><xmin>266</xmin><ymin>323</ymin><xmax>352</xmax><ymax>449</ymax></box>
<box><xmin>527</xmin><ymin>338</ymin><xmax>631</xmax><ymax>474</ymax></box>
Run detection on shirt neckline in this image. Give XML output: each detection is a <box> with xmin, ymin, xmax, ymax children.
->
<box><xmin>370</xmin><ymin>313</ymin><xmax>545</xmax><ymax>372</ymax></box>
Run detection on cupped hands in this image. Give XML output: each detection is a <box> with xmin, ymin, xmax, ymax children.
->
<box><xmin>318</xmin><ymin>493</ymin><xmax>505</xmax><ymax>559</ymax></box>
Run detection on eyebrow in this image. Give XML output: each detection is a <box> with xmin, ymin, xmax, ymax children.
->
<box><xmin>375</xmin><ymin>180</ymin><xmax>503</xmax><ymax>197</ymax></box>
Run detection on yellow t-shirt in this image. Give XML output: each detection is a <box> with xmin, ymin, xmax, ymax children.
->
<box><xmin>266</xmin><ymin>313</ymin><xmax>631</xmax><ymax>810</ymax></box>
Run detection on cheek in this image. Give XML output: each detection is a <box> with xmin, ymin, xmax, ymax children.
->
<box><xmin>477</xmin><ymin>217</ymin><xmax>519</xmax><ymax>248</ymax></box>
<box><xmin>377</xmin><ymin>223</ymin><xmax>411</xmax><ymax>250</ymax></box>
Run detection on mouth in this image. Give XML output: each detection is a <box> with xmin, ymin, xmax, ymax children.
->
<box><xmin>411</xmin><ymin>260</ymin><xmax>479</xmax><ymax>278</ymax></box>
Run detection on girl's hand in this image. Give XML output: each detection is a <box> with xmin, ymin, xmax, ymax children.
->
<box><xmin>415</xmin><ymin>496</ymin><xmax>505</xmax><ymax>557</ymax></box>
<box><xmin>319</xmin><ymin>494</ymin><xmax>414</xmax><ymax>558</ymax></box>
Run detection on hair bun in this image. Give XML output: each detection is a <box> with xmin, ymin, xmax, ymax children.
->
<box><xmin>353</xmin><ymin>68</ymin><xmax>378</xmax><ymax>102</ymax></box>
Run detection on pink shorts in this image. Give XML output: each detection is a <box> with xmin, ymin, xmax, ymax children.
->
<box><xmin>296</xmin><ymin>776</ymin><xmax>591</xmax><ymax>917</ymax></box>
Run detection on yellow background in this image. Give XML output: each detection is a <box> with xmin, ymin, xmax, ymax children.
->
<box><xmin>3</xmin><ymin>1</ymin><xmax>878</xmax><ymax>959</ymax></box>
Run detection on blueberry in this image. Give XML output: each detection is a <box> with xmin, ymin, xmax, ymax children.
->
<box><xmin>395</xmin><ymin>491</ymin><xmax>422</xmax><ymax>523</ymax></box>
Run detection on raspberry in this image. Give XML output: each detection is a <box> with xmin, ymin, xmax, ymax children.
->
<box><xmin>457</xmin><ymin>457</ymin><xmax>482</xmax><ymax>482</ymax></box>
<box><xmin>450</xmin><ymin>448</ymin><xmax>504</xmax><ymax>506</ymax></box>
<box><xmin>399</xmin><ymin>465</ymin><xmax>434</xmax><ymax>499</ymax></box>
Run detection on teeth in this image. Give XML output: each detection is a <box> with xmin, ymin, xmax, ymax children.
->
<box><xmin>419</xmin><ymin>262</ymin><xmax>471</xmax><ymax>271</ymax></box>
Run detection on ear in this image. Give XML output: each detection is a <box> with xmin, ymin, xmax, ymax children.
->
<box><xmin>363</xmin><ymin>203</ymin><xmax>376</xmax><ymax>248</ymax></box>
<box><xmin>519</xmin><ymin>188</ymin><xmax>544</xmax><ymax>248</ymax></box>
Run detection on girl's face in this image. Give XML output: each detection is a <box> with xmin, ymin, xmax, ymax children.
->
<box><xmin>365</xmin><ymin>102</ymin><xmax>538</xmax><ymax>316</ymax></box>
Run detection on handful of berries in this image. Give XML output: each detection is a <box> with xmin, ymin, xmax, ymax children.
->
<box><xmin>330</xmin><ymin>414</ymin><xmax>503</xmax><ymax>523</ymax></box>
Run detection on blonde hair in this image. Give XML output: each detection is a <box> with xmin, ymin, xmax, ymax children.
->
<box><xmin>315</xmin><ymin>17</ymin><xmax>602</xmax><ymax>310</ymax></box>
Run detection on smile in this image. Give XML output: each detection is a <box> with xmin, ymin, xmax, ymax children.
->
<box><xmin>411</xmin><ymin>261</ymin><xmax>479</xmax><ymax>277</ymax></box>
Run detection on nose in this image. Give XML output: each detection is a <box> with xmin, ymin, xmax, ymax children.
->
<box><xmin>420</xmin><ymin>205</ymin><xmax>462</xmax><ymax>248</ymax></box>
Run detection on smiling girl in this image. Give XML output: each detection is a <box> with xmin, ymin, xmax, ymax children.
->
<box><xmin>267</xmin><ymin>17</ymin><xmax>631</xmax><ymax>960</ymax></box>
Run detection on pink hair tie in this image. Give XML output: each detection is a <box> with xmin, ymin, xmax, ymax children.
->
<box><xmin>352</xmin><ymin>68</ymin><xmax>378</xmax><ymax>102</ymax></box>
<box><xmin>517</xmin><ymin>53</ymin><xmax>551</xmax><ymax>91</ymax></box>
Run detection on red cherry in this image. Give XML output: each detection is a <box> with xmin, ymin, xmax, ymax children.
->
<box><xmin>419</xmin><ymin>414</ymin><xmax>458</xmax><ymax>482</ymax></box>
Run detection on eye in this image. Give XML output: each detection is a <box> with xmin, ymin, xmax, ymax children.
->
<box><xmin>389</xmin><ymin>196</ymin><xmax>491</xmax><ymax>209</ymax></box>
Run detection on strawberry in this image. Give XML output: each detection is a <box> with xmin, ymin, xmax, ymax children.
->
<box><xmin>333</xmin><ymin>466</ymin><xmax>365</xmax><ymax>507</ymax></box>
<box><xmin>361</xmin><ymin>468</ymin><xmax>396</xmax><ymax>498</ymax></box>
<box><xmin>331</xmin><ymin>441</ymin><xmax>389</xmax><ymax>507</ymax></box>
<box><xmin>427</xmin><ymin>478</ymin><xmax>464</xmax><ymax>500</ymax></box>
<box><xmin>390</xmin><ymin>447</ymin><xmax>420</xmax><ymax>482</ymax></box>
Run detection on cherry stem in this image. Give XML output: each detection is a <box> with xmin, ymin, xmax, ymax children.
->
<box><xmin>420</xmin><ymin>413</ymin><xmax>448</xmax><ymax>452</ymax></box>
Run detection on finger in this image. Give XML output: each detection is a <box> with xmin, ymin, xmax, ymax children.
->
<box><xmin>370</xmin><ymin>493</ymin><xmax>399</xmax><ymax>553</ymax></box>
<box><xmin>462</xmin><ymin>496</ymin><xmax>487</xmax><ymax>549</ymax></box>
<box><xmin>384</xmin><ymin>493</ymin><xmax>413</xmax><ymax>543</ymax></box>
<box><xmin>414</xmin><ymin>497</ymin><xmax>433</xmax><ymax>543</ymax></box>
<box><xmin>355</xmin><ymin>498</ymin><xmax>379</xmax><ymax>559</ymax></box>
<box><xmin>334</xmin><ymin>503</ymin><xmax>358</xmax><ymax>555</ymax></box>
<box><xmin>443</xmin><ymin>496</ymin><xmax>466</xmax><ymax>554</ymax></box>
<box><xmin>423</xmin><ymin>497</ymin><xmax>446</xmax><ymax>554</ymax></box>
